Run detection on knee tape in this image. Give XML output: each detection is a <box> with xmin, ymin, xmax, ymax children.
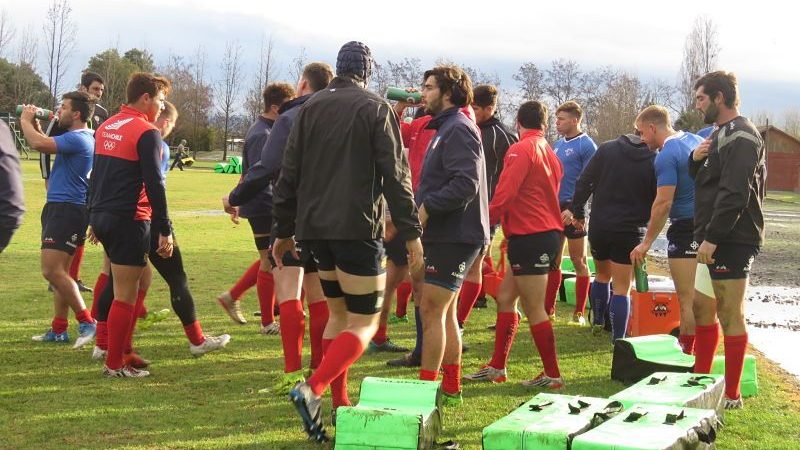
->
<box><xmin>344</xmin><ymin>290</ymin><xmax>384</xmax><ymax>315</ymax></box>
<box><xmin>254</xmin><ymin>235</ymin><xmax>271</xmax><ymax>250</ymax></box>
<box><xmin>319</xmin><ymin>279</ymin><xmax>344</xmax><ymax>299</ymax></box>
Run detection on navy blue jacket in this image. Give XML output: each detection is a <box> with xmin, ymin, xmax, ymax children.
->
<box><xmin>237</xmin><ymin>116</ymin><xmax>274</xmax><ymax>218</ymax></box>
<box><xmin>416</xmin><ymin>107</ymin><xmax>489</xmax><ymax>245</ymax></box>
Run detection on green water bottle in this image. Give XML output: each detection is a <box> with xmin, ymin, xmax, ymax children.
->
<box><xmin>16</xmin><ymin>105</ymin><xmax>54</xmax><ymax>121</ymax></box>
<box><xmin>386</xmin><ymin>87</ymin><xmax>422</xmax><ymax>104</ymax></box>
<box><xmin>634</xmin><ymin>259</ymin><xmax>649</xmax><ymax>293</ymax></box>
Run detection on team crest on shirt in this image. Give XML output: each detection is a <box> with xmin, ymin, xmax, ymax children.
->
<box><xmin>564</xmin><ymin>148</ymin><xmax>575</xmax><ymax>157</ymax></box>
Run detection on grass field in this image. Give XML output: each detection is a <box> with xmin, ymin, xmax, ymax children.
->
<box><xmin>1</xmin><ymin>160</ymin><xmax>799</xmax><ymax>449</ymax></box>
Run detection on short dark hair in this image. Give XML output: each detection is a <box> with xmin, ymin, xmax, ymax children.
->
<box><xmin>694</xmin><ymin>71</ymin><xmax>739</xmax><ymax>109</ymax></box>
<box><xmin>556</xmin><ymin>101</ymin><xmax>583</xmax><ymax>121</ymax></box>
<box><xmin>81</xmin><ymin>71</ymin><xmax>104</xmax><ymax>89</ymax></box>
<box><xmin>262</xmin><ymin>82</ymin><xmax>296</xmax><ymax>111</ymax></box>
<box><xmin>303</xmin><ymin>62</ymin><xmax>334</xmax><ymax>92</ymax></box>
<box><xmin>423</xmin><ymin>65</ymin><xmax>473</xmax><ymax>108</ymax></box>
<box><xmin>62</xmin><ymin>91</ymin><xmax>95</xmax><ymax>123</ymax></box>
<box><xmin>126</xmin><ymin>72</ymin><xmax>171</xmax><ymax>104</ymax></box>
<box><xmin>517</xmin><ymin>100</ymin><xmax>548</xmax><ymax>130</ymax></box>
<box><xmin>161</xmin><ymin>100</ymin><xmax>178</xmax><ymax>121</ymax></box>
<box><xmin>473</xmin><ymin>84</ymin><xmax>498</xmax><ymax>108</ymax></box>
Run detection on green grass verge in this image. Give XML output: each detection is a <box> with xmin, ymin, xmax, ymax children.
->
<box><xmin>1</xmin><ymin>160</ymin><xmax>798</xmax><ymax>449</ymax></box>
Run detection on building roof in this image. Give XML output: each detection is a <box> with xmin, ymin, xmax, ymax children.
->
<box><xmin>758</xmin><ymin>125</ymin><xmax>800</xmax><ymax>147</ymax></box>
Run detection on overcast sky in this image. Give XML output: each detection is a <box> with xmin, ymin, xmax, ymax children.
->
<box><xmin>4</xmin><ymin>0</ymin><xmax>798</xmax><ymax>121</ymax></box>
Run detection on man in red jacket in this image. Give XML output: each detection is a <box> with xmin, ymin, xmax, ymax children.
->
<box><xmin>464</xmin><ymin>100</ymin><xmax>565</xmax><ymax>388</ymax></box>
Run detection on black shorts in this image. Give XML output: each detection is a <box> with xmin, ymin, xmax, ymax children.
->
<box><xmin>304</xmin><ymin>239</ymin><xmax>384</xmax><ymax>276</ymax></box>
<box><xmin>269</xmin><ymin>239</ymin><xmax>318</xmax><ymax>273</ymax></box>
<box><xmin>384</xmin><ymin>237</ymin><xmax>408</xmax><ymax>267</ymax></box>
<box><xmin>588</xmin><ymin>228</ymin><xmax>644</xmax><ymax>265</ymax></box>
<box><xmin>41</xmin><ymin>202</ymin><xmax>88</xmax><ymax>255</ymax></box>
<box><xmin>423</xmin><ymin>242</ymin><xmax>482</xmax><ymax>292</ymax></box>
<box><xmin>707</xmin><ymin>243</ymin><xmax>759</xmax><ymax>280</ymax></box>
<box><xmin>507</xmin><ymin>230</ymin><xmax>561</xmax><ymax>276</ymax></box>
<box><xmin>0</xmin><ymin>227</ymin><xmax>14</xmax><ymax>253</ymax></box>
<box><xmin>248</xmin><ymin>216</ymin><xmax>272</xmax><ymax>251</ymax></box>
<box><xmin>667</xmin><ymin>219</ymin><xmax>697</xmax><ymax>259</ymax></box>
<box><xmin>560</xmin><ymin>201</ymin><xmax>587</xmax><ymax>239</ymax></box>
<box><xmin>91</xmin><ymin>212</ymin><xmax>150</xmax><ymax>267</ymax></box>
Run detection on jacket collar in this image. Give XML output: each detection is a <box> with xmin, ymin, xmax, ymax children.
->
<box><xmin>278</xmin><ymin>94</ymin><xmax>313</xmax><ymax>114</ymax></box>
<box><xmin>328</xmin><ymin>76</ymin><xmax>362</xmax><ymax>90</ymax></box>
<box><xmin>426</xmin><ymin>106</ymin><xmax>461</xmax><ymax>130</ymax></box>
<box><xmin>520</xmin><ymin>129</ymin><xmax>545</xmax><ymax>140</ymax></box>
<box><xmin>119</xmin><ymin>104</ymin><xmax>150</xmax><ymax>121</ymax></box>
<box><xmin>478</xmin><ymin>114</ymin><xmax>502</xmax><ymax>129</ymax></box>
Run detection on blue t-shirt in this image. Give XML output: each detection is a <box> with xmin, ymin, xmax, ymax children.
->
<box><xmin>654</xmin><ymin>131</ymin><xmax>703</xmax><ymax>220</ymax></box>
<box><xmin>160</xmin><ymin>141</ymin><xmax>170</xmax><ymax>177</ymax></box>
<box><xmin>696</xmin><ymin>126</ymin><xmax>715</xmax><ymax>139</ymax></box>
<box><xmin>553</xmin><ymin>133</ymin><xmax>597</xmax><ymax>204</ymax></box>
<box><xmin>50</xmin><ymin>129</ymin><xmax>94</xmax><ymax>204</ymax></box>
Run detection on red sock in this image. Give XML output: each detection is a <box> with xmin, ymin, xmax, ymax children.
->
<box><xmin>69</xmin><ymin>244</ymin><xmax>84</xmax><ymax>280</ymax></box>
<box><xmin>257</xmin><ymin>270</ymin><xmax>276</xmax><ymax>325</ymax></box>
<box><xmin>96</xmin><ymin>321</ymin><xmax>108</xmax><ymax>350</ymax></box>
<box><xmin>442</xmin><ymin>364</ymin><xmax>461</xmax><ymax>394</ymax></box>
<box><xmin>308</xmin><ymin>301</ymin><xmax>329</xmax><ymax>369</ymax></box>
<box><xmin>545</xmin><ymin>269</ymin><xmax>562</xmax><ymax>316</ymax></box>
<box><xmin>531</xmin><ymin>320</ymin><xmax>561</xmax><ymax>378</ymax></box>
<box><xmin>91</xmin><ymin>273</ymin><xmax>109</xmax><ymax>319</ymax></box>
<box><xmin>678</xmin><ymin>334</ymin><xmax>696</xmax><ymax>355</ymax></box>
<box><xmin>489</xmin><ymin>311</ymin><xmax>520</xmax><ymax>370</ymax></box>
<box><xmin>75</xmin><ymin>309</ymin><xmax>93</xmax><ymax>324</ymax></box>
<box><xmin>419</xmin><ymin>369</ymin><xmax>438</xmax><ymax>381</ymax></box>
<box><xmin>230</xmin><ymin>260</ymin><xmax>259</xmax><ymax>301</ymax></box>
<box><xmin>456</xmin><ymin>280</ymin><xmax>482</xmax><ymax>325</ymax></box>
<box><xmin>307</xmin><ymin>332</ymin><xmax>364</xmax><ymax>397</ymax></box>
<box><xmin>372</xmin><ymin>324</ymin><xmax>388</xmax><ymax>345</ymax></box>
<box><xmin>693</xmin><ymin>323</ymin><xmax>720</xmax><ymax>373</ymax></box>
<box><xmin>106</xmin><ymin>300</ymin><xmax>135</xmax><ymax>370</ymax></box>
<box><xmin>322</xmin><ymin>338</ymin><xmax>349</xmax><ymax>406</ymax></box>
<box><xmin>724</xmin><ymin>334</ymin><xmax>748</xmax><ymax>400</ymax></box>
<box><xmin>183</xmin><ymin>321</ymin><xmax>205</xmax><ymax>346</ymax></box>
<box><xmin>574</xmin><ymin>275</ymin><xmax>591</xmax><ymax>314</ymax></box>
<box><xmin>125</xmin><ymin>290</ymin><xmax>147</xmax><ymax>354</ymax></box>
<box><xmin>279</xmin><ymin>300</ymin><xmax>305</xmax><ymax>373</ymax></box>
<box><xmin>395</xmin><ymin>281</ymin><xmax>412</xmax><ymax>317</ymax></box>
<box><xmin>51</xmin><ymin>317</ymin><xmax>68</xmax><ymax>334</ymax></box>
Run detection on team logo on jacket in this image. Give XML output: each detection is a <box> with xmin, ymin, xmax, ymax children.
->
<box><xmin>104</xmin><ymin>118</ymin><xmax>134</xmax><ymax>130</ymax></box>
<box><xmin>103</xmin><ymin>141</ymin><xmax>116</xmax><ymax>151</ymax></box>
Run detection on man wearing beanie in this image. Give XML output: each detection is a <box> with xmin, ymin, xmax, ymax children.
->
<box><xmin>274</xmin><ymin>41</ymin><xmax>423</xmax><ymax>442</ymax></box>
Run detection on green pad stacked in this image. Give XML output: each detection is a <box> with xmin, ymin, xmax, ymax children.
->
<box><xmin>610</xmin><ymin>372</ymin><xmax>725</xmax><ymax>418</ymax></box>
<box><xmin>334</xmin><ymin>377</ymin><xmax>442</xmax><ymax>450</ymax></box>
<box><xmin>712</xmin><ymin>354</ymin><xmax>758</xmax><ymax>397</ymax></box>
<box><xmin>572</xmin><ymin>404</ymin><xmax>719</xmax><ymax>450</ymax></box>
<box><xmin>611</xmin><ymin>335</ymin><xmax>695</xmax><ymax>384</ymax></box>
<box><xmin>482</xmin><ymin>393</ymin><xmax>623</xmax><ymax>450</ymax></box>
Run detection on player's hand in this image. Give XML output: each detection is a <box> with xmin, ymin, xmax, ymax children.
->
<box><xmin>272</xmin><ymin>237</ymin><xmax>298</xmax><ymax>269</ymax></box>
<box><xmin>693</xmin><ymin>139</ymin><xmax>711</xmax><ymax>161</ymax></box>
<box><xmin>385</xmin><ymin>218</ymin><xmax>397</xmax><ymax>242</ymax></box>
<box><xmin>629</xmin><ymin>242</ymin><xmax>650</xmax><ymax>267</ymax></box>
<box><xmin>572</xmin><ymin>218</ymin><xmax>586</xmax><ymax>232</ymax></box>
<box><xmin>405</xmin><ymin>238</ymin><xmax>424</xmax><ymax>274</ymax></box>
<box><xmin>697</xmin><ymin>240</ymin><xmax>717</xmax><ymax>265</ymax></box>
<box><xmin>222</xmin><ymin>196</ymin><xmax>239</xmax><ymax>224</ymax></box>
<box><xmin>561</xmin><ymin>209</ymin><xmax>574</xmax><ymax>226</ymax></box>
<box><xmin>418</xmin><ymin>204</ymin><xmax>429</xmax><ymax>228</ymax></box>
<box><xmin>21</xmin><ymin>105</ymin><xmax>37</xmax><ymax>123</ymax></box>
<box><xmin>157</xmin><ymin>233</ymin><xmax>174</xmax><ymax>258</ymax></box>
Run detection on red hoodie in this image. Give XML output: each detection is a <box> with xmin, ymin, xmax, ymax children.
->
<box><xmin>489</xmin><ymin>129</ymin><xmax>563</xmax><ymax>236</ymax></box>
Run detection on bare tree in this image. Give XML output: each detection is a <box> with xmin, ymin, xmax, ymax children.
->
<box><xmin>679</xmin><ymin>15</ymin><xmax>720</xmax><ymax>110</ymax></box>
<box><xmin>191</xmin><ymin>45</ymin><xmax>209</xmax><ymax>157</ymax></box>
<box><xmin>215</xmin><ymin>40</ymin><xmax>243</xmax><ymax>160</ymax></box>
<box><xmin>244</xmin><ymin>34</ymin><xmax>278</xmax><ymax>122</ymax></box>
<box><xmin>593</xmin><ymin>72</ymin><xmax>643</xmax><ymax>142</ymax></box>
<box><xmin>783</xmin><ymin>108</ymin><xmax>800</xmax><ymax>138</ymax></box>
<box><xmin>369</xmin><ymin>60</ymin><xmax>390</xmax><ymax>97</ymax></box>
<box><xmin>386</xmin><ymin>57</ymin><xmax>424</xmax><ymax>88</ymax></box>
<box><xmin>0</xmin><ymin>8</ymin><xmax>15</xmax><ymax>58</ymax></box>
<box><xmin>513</xmin><ymin>62</ymin><xmax>545</xmax><ymax>101</ymax></box>
<box><xmin>13</xmin><ymin>25</ymin><xmax>41</xmax><ymax>105</ymax></box>
<box><xmin>543</xmin><ymin>59</ymin><xmax>582</xmax><ymax>106</ymax></box>
<box><xmin>288</xmin><ymin>46</ymin><xmax>307</xmax><ymax>83</ymax></box>
<box><xmin>42</xmin><ymin>0</ymin><xmax>77</xmax><ymax>109</ymax></box>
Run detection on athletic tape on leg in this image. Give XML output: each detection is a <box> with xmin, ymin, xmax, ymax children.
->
<box><xmin>320</xmin><ymin>279</ymin><xmax>345</xmax><ymax>299</ymax></box>
<box><xmin>345</xmin><ymin>290</ymin><xmax>384</xmax><ymax>315</ymax></box>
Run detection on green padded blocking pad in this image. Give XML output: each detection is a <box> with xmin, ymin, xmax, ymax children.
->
<box><xmin>334</xmin><ymin>377</ymin><xmax>442</xmax><ymax>450</ymax></box>
<box><xmin>712</xmin><ymin>354</ymin><xmax>758</xmax><ymax>397</ymax></box>
<box><xmin>572</xmin><ymin>403</ymin><xmax>719</xmax><ymax>450</ymax></box>
<box><xmin>610</xmin><ymin>372</ymin><xmax>725</xmax><ymax>418</ymax></box>
<box><xmin>560</xmin><ymin>256</ymin><xmax>596</xmax><ymax>274</ymax></box>
<box><xmin>482</xmin><ymin>393</ymin><xmax>623</xmax><ymax>450</ymax></box>
<box><xmin>562</xmin><ymin>278</ymin><xmax>588</xmax><ymax>309</ymax></box>
<box><xmin>611</xmin><ymin>335</ymin><xmax>695</xmax><ymax>384</ymax></box>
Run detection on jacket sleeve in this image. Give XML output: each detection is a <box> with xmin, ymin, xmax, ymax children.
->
<box><xmin>688</xmin><ymin>151</ymin><xmax>704</xmax><ymax>179</ymax></box>
<box><xmin>570</xmin><ymin>146</ymin><xmax>602</xmax><ymax>219</ymax></box>
<box><xmin>704</xmin><ymin>135</ymin><xmax>761</xmax><ymax>244</ymax></box>
<box><xmin>138</xmin><ymin>129</ymin><xmax>172</xmax><ymax>236</ymax></box>
<box><xmin>489</xmin><ymin>143</ymin><xmax>529</xmax><ymax>225</ymax></box>
<box><xmin>229</xmin><ymin>119</ymin><xmax>290</xmax><ymax>207</ymax></box>
<box><xmin>422</xmin><ymin>125</ymin><xmax>483</xmax><ymax>216</ymax></box>
<box><xmin>272</xmin><ymin>112</ymin><xmax>303</xmax><ymax>238</ymax></box>
<box><xmin>374</xmin><ymin>103</ymin><xmax>422</xmax><ymax>241</ymax></box>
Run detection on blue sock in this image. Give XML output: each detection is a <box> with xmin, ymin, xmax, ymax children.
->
<box><xmin>412</xmin><ymin>306</ymin><xmax>423</xmax><ymax>359</ymax></box>
<box><xmin>609</xmin><ymin>294</ymin><xmax>630</xmax><ymax>340</ymax></box>
<box><xmin>589</xmin><ymin>281</ymin><xmax>610</xmax><ymax>326</ymax></box>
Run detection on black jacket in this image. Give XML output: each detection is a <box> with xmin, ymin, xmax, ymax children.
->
<box><xmin>273</xmin><ymin>77</ymin><xmax>421</xmax><ymax>241</ymax></box>
<box><xmin>0</xmin><ymin>122</ymin><xmax>24</xmax><ymax>231</ymax></box>
<box><xmin>571</xmin><ymin>134</ymin><xmax>656</xmax><ymax>234</ymax></box>
<box><xmin>416</xmin><ymin>107</ymin><xmax>489</xmax><ymax>245</ymax></box>
<box><xmin>479</xmin><ymin>115</ymin><xmax>517</xmax><ymax>200</ymax></box>
<box><xmin>689</xmin><ymin>116</ymin><xmax>765</xmax><ymax>246</ymax></box>
<box><xmin>237</xmin><ymin>116</ymin><xmax>274</xmax><ymax>218</ymax></box>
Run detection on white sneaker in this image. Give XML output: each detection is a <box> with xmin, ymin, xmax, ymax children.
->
<box><xmin>569</xmin><ymin>313</ymin><xmax>587</xmax><ymax>327</ymax></box>
<box><xmin>73</xmin><ymin>321</ymin><xmax>97</xmax><ymax>349</ymax></box>
<box><xmin>724</xmin><ymin>396</ymin><xmax>743</xmax><ymax>410</ymax></box>
<box><xmin>463</xmin><ymin>364</ymin><xmax>507</xmax><ymax>383</ymax></box>
<box><xmin>189</xmin><ymin>334</ymin><xmax>231</xmax><ymax>357</ymax></box>
<box><xmin>520</xmin><ymin>371</ymin><xmax>565</xmax><ymax>390</ymax></box>
<box><xmin>103</xmin><ymin>364</ymin><xmax>150</xmax><ymax>378</ymax></box>
<box><xmin>91</xmin><ymin>346</ymin><xmax>107</xmax><ymax>361</ymax></box>
<box><xmin>260</xmin><ymin>322</ymin><xmax>280</xmax><ymax>335</ymax></box>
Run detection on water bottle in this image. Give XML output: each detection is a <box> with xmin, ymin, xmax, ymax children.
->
<box><xmin>634</xmin><ymin>259</ymin><xmax>649</xmax><ymax>293</ymax></box>
<box><xmin>16</xmin><ymin>105</ymin><xmax>54</xmax><ymax>121</ymax></box>
<box><xmin>386</xmin><ymin>87</ymin><xmax>422</xmax><ymax>104</ymax></box>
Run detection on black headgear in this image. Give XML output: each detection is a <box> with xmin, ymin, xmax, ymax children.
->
<box><xmin>336</xmin><ymin>41</ymin><xmax>373</xmax><ymax>82</ymax></box>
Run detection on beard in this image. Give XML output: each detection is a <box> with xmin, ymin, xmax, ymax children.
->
<box><xmin>425</xmin><ymin>96</ymin><xmax>444</xmax><ymax>115</ymax></box>
<box><xmin>702</xmin><ymin>102</ymin><xmax>719</xmax><ymax>125</ymax></box>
